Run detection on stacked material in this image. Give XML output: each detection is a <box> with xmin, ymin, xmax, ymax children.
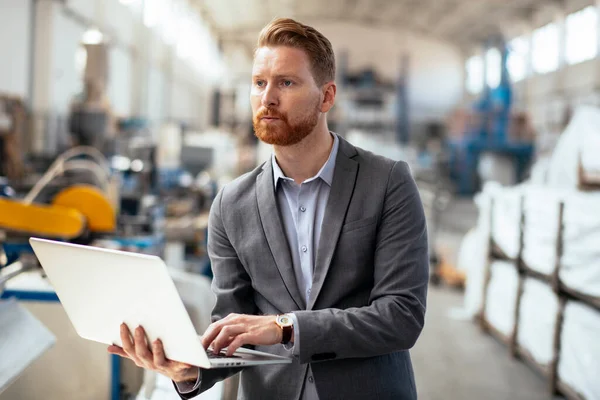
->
<box><xmin>477</xmin><ymin>182</ymin><xmax>521</xmax><ymax>260</ymax></box>
<box><xmin>558</xmin><ymin>301</ymin><xmax>600</xmax><ymax>400</ymax></box>
<box><xmin>546</xmin><ymin>106</ymin><xmax>600</xmax><ymax>189</ymax></box>
<box><xmin>484</xmin><ymin>260</ymin><xmax>519</xmax><ymax>337</ymax></box>
<box><xmin>463</xmin><ymin>106</ymin><xmax>600</xmax><ymax>399</ymax></box>
<box><xmin>475</xmin><ymin>182</ymin><xmax>600</xmax><ymax>302</ymax></box>
<box><xmin>522</xmin><ymin>188</ymin><xmax>600</xmax><ymax>298</ymax></box>
<box><xmin>516</xmin><ymin>278</ymin><xmax>559</xmax><ymax>367</ymax></box>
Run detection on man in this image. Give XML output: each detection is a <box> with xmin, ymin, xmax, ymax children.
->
<box><xmin>109</xmin><ymin>18</ymin><xmax>429</xmax><ymax>400</ymax></box>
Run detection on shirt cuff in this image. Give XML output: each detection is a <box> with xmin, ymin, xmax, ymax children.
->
<box><xmin>282</xmin><ymin>313</ymin><xmax>300</xmax><ymax>357</ymax></box>
<box><xmin>174</xmin><ymin>368</ymin><xmax>202</xmax><ymax>394</ymax></box>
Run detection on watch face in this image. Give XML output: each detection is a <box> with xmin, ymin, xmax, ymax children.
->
<box><xmin>278</xmin><ymin>315</ymin><xmax>292</xmax><ymax>326</ymax></box>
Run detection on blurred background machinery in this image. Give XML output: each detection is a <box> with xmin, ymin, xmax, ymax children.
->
<box><xmin>447</xmin><ymin>37</ymin><xmax>535</xmax><ymax>196</ymax></box>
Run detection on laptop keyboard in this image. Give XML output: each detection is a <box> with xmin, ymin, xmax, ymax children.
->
<box><xmin>206</xmin><ymin>349</ymin><xmax>241</xmax><ymax>359</ymax></box>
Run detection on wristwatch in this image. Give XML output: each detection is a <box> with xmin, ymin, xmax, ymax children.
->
<box><xmin>275</xmin><ymin>314</ymin><xmax>294</xmax><ymax>345</ymax></box>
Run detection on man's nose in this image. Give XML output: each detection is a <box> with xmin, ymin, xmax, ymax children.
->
<box><xmin>261</xmin><ymin>84</ymin><xmax>278</xmax><ymax>108</ymax></box>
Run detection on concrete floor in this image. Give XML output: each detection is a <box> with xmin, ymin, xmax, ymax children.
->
<box><xmin>411</xmin><ymin>285</ymin><xmax>556</xmax><ymax>400</ymax></box>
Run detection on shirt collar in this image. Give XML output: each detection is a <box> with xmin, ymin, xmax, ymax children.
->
<box><xmin>272</xmin><ymin>132</ymin><xmax>339</xmax><ymax>188</ymax></box>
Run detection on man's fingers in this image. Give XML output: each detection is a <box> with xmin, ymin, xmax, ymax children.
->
<box><xmin>201</xmin><ymin>314</ymin><xmax>244</xmax><ymax>348</ymax></box>
<box><xmin>120</xmin><ymin>323</ymin><xmax>145</xmax><ymax>366</ymax></box>
<box><xmin>211</xmin><ymin>324</ymin><xmax>246</xmax><ymax>353</ymax></box>
<box><xmin>201</xmin><ymin>323</ymin><xmax>223</xmax><ymax>349</ymax></box>
<box><xmin>226</xmin><ymin>334</ymin><xmax>249</xmax><ymax>356</ymax></box>
<box><xmin>224</xmin><ymin>313</ymin><xmax>240</xmax><ymax>321</ymax></box>
<box><xmin>152</xmin><ymin>339</ymin><xmax>169</xmax><ymax>369</ymax></box>
<box><xmin>107</xmin><ymin>345</ymin><xmax>128</xmax><ymax>358</ymax></box>
<box><xmin>134</xmin><ymin>326</ymin><xmax>153</xmax><ymax>364</ymax></box>
<box><xmin>120</xmin><ymin>324</ymin><xmax>135</xmax><ymax>355</ymax></box>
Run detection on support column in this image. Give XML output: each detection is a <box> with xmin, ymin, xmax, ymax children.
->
<box><xmin>555</xmin><ymin>7</ymin><xmax>567</xmax><ymax>98</ymax></box>
<box><xmin>524</xmin><ymin>29</ymin><xmax>534</xmax><ymax>113</ymax></box>
<box><xmin>596</xmin><ymin>0</ymin><xmax>600</xmax><ymax>85</ymax></box>
<box><xmin>30</xmin><ymin>0</ymin><xmax>59</xmax><ymax>154</ymax></box>
<box><xmin>130</xmin><ymin>7</ymin><xmax>150</xmax><ymax>118</ymax></box>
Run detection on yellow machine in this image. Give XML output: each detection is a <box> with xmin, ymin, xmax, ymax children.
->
<box><xmin>0</xmin><ymin>145</ymin><xmax>118</xmax><ymax>242</ymax></box>
<box><xmin>0</xmin><ymin>185</ymin><xmax>116</xmax><ymax>240</ymax></box>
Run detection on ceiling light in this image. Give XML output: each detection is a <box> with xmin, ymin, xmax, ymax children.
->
<box><xmin>82</xmin><ymin>28</ymin><xmax>104</xmax><ymax>45</ymax></box>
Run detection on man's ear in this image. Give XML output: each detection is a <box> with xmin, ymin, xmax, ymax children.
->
<box><xmin>320</xmin><ymin>82</ymin><xmax>337</xmax><ymax>113</ymax></box>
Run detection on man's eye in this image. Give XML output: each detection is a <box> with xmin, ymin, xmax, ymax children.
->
<box><xmin>283</xmin><ymin>80</ymin><xmax>292</xmax><ymax>87</ymax></box>
<box><xmin>256</xmin><ymin>81</ymin><xmax>265</xmax><ymax>87</ymax></box>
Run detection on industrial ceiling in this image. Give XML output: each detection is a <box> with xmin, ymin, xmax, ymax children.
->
<box><xmin>194</xmin><ymin>0</ymin><xmax>579</xmax><ymax>50</ymax></box>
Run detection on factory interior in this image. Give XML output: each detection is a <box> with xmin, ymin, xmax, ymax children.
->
<box><xmin>1</xmin><ymin>0</ymin><xmax>600</xmax><ymax>399</ymax></box>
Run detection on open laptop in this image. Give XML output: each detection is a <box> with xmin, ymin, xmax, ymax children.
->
<box><xmin>29</xmin><ymin>237</ymin><xmax>292</xmax><ymax>369</ymax></box>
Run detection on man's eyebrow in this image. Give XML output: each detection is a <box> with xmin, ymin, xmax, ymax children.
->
<box><xmin>252</xmin><ymin>74</ymin><xmax>303</xmax><ymax>80</ymax></box>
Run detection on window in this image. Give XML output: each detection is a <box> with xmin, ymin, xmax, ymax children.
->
<box><xmin>121</xmin><ymin>0</ymin><xmax>142</xmax><ymax>15</ymax></box>
<box><xmin>140</xmin><ymin>0</ymin><xmax>223</xmax><ymax>79</ymax></box>
<box><xmin>566</xmin><ymin>6</ymin><xmax>598</xmax><ymax>65</ymax></box>
<box><xmin>160</xmin><ymin>0</ymin><xmax>184</xmax><ymax>44</ymax></box>
<box><xmin>466</xmin><ymin>55</ymin><xmax>484</xmax><ymax>94</ymax></box>
<box><xmin>507</xmin><ymin>36</ymin><xmax>529</xmax><ymax>82</ymax></box>
<box><xmin>486</xmin><ymin>48</ymin><xmax>501</xmax><ymax>88</ymax></box>
<box><xmin>532</xmin><ymin>23</ymin><xmax>559</xmax><ymax>74</ymax></box>
<box><xmin>144</xmin><ymin>0</ymin><xmax>165</xmax><ymax>28</ymax></box>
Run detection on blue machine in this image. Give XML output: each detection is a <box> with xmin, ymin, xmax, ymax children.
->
<box><xmin>449</xmin><ymin>38</ymin><xmax>534</xmax><ymax>195</ymax></box>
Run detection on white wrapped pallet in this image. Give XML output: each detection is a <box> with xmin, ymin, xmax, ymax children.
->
<box><xmin>477</xmin><ymin>183</ymin><xmax>522</xmax><ymax>260</ymax></box>
<box><xmin>547</xmin><ymin>105</ymin><xmax>600</xmax><ymax>189</ymax></box>
<box><xmin>457</xmin><ymin>227</ymin><xmax>489</xmax><ymax>318</ymax></box>
<box><xmin>484</xmin><ymin>261</ymin><xmax>520</xmax><ymax>337</ymax></box>
<box><xmin>558</xmin><ymin>301</ymin><xmax>600</xmax><ymax>400</ymax></box>
<box><xmin>521</xmin><ymin>187</ymin><xmax>562</xmax><ymax>276</ymax></box>
<box><xmin>521</xmin><ymin>187</ymin><xmax>600</xmax><ymax>298</ymax></box>
<box><xmin>560</xmin><ymin>193</ymin><xmax>600</xmax><ymax>298</ymax></box>
<box><xmin>516</xmin><ymin>278</ymin><xmax>558</xmax><ymax>366</ymax></box>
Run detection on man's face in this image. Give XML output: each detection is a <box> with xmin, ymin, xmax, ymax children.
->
<box><xmin>251</xmin><ymin>46</ymin><xmax>323</xmax><ymax>146</ymax></box>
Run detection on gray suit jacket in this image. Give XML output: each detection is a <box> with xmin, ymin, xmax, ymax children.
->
<box><xmin>178</xmin><ymin>135</ymin><xmax>429</xmax><ymax>400</ymax></box>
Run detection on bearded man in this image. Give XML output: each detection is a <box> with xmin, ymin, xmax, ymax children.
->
<box><xmin>110</xmin><ymin>17</ymin><xmax>429</xmax><ymax>400</ymax></box>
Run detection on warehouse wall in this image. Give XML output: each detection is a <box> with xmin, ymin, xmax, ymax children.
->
<box><xmin>316</xmin><ymin>22</ymin><xmax>464</xmax><ymax>123</ymax></box>
<box><xmin>51</xmin><ymin>8</ymin><xmax>85</xmax><ymax>115</ymax></box>
<box><xmin>513</xmin><ymin>60</ymin><xmax>600</xmax><ymax>135</ymax></box>
<box><xmin>0</xmin><ymin>0</ymin><xmax>222</xmax><ymax>147</ymax></box>
<box><xmin>109</xmin><ymin>46</ymin><xmax>133</xmax><ymax>117</ymax></box>
<box><xmin>464</xmin><ymin>0</ymin><xmax>600</xmax><ymax>138</ymax></box>
<box><xmin>0</xmin><ymin>0</ymin><xmax>32</xmax><ymax>98</ymax></box>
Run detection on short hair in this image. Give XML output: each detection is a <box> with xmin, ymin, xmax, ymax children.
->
<box><xmin>256</xmin><ymin>18</ymin><xmax>335</xmax><ymax>86</ymax></box>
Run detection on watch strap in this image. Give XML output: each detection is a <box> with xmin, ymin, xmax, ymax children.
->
<box><xmin>281</xmin><ymin>324</ymin><xmax>293</xmax><ymax>345</ymax></box>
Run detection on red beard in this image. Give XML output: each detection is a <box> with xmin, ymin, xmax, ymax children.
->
<box><xmin>253</xmin><ymin>106</ymin><xmax>319</xmax><ymax>146</ymax></box>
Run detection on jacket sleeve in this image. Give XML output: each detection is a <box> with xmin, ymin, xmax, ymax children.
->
<box><xmin>174</xmin><ymin>187</ymin><xmax>257</xmax><ymax>398</ymax></box>
<box><xmin>174</xmin><ymin>368</ymin><xmax>242</xmax><ymax>399</ymax></box>
<box><xmin>294</xmin><ymin>161</ymin><xmax>429</xmax><ymax>364</ymax></box>
<box><xmin>206</xmin><ymin>186</ymin><xmax>259</xmax><ymax>320</ymax></box>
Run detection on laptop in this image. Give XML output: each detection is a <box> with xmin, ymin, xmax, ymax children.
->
<box><xmin>28</xmin><ymin>237</ymin><xmax>292</xmax><ymax>369</ymax></box>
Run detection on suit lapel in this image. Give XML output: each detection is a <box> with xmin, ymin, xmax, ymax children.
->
<box><xmin>256</xmin><ymin>163</ymin><xmax>305</xmax><ymax>309</ymax></box>
<box><xmin>308</xmin><ymin>138</ymin><xmax>358</xmax><ymax>310</ymax></box>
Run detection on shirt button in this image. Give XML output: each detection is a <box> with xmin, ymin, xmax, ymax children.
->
<box><xmin>301</xmin><ymin>246</ymin><xmax>308</xmax><ymax>252</ymax></box>
<box><xmin>308</xmin><ymin>376</ymin><xmax>314</xmax><ymax>383</ymax></box>
<box><xmin>300</xmin><ymin>206</ymin><xmax>306</xmax><ymax>212</ymax></box>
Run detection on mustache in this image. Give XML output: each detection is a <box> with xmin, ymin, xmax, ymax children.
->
<box><xmin>256</xmin><ymin>108</ymin><xmax>285</xmax><ymax>119</ymax></box>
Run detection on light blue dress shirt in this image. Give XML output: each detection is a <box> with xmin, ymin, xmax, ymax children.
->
<box><xmin>177</xmin><ymin>133</ymin><xmax>339</xmax><ymax>398</ymax></box>
<box><xmin>272</xmin><ymin>133</ymin><xmax>339</xmax><ymax>400</ymax></box>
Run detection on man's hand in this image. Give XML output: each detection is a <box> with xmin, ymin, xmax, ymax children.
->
<box><xmin>202</xmin><ymin>314</ymin><xmax>284</xmax><ymax>356</ymax></box>
<box><xmin>107</xmin><ymin>323</ymin><xmax>199</xmax><ymax>384</ymax></box>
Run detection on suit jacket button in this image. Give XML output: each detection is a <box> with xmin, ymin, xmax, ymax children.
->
<box><xmin>308</xmin><ymin>376</ymin><xmax>314</xmax><ymax>383</ymax></box>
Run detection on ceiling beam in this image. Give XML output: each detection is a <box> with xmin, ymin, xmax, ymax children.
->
<box><xmin>220</xmin><ymin>13</ymin><xmax>455</xmax><ymax>47</ymax></box>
